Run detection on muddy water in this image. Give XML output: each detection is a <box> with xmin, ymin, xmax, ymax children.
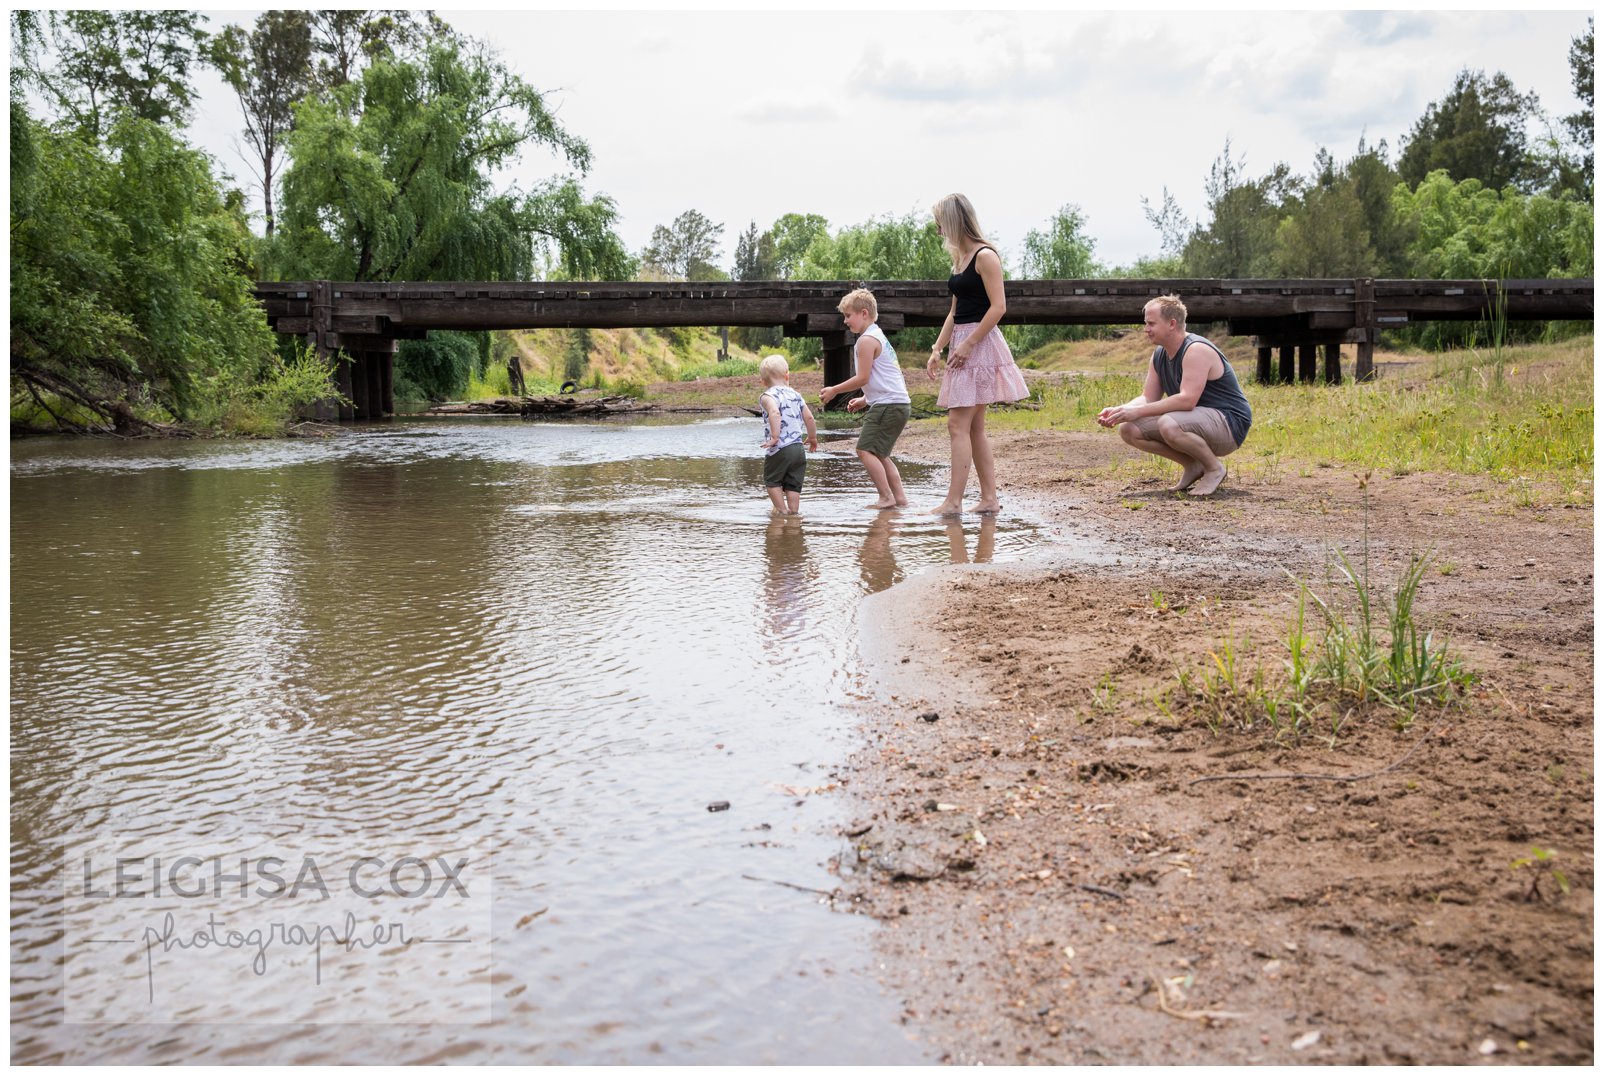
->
<box><xmin>10</xmin><ymin>416</ymin><xmax>1045</xmax><ymax>1064</ymax></box>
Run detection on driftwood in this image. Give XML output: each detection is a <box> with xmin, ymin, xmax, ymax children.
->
<box><xmin>424</xmin><ymin>394</ymin><xmax>655</xmax><ymax>417</ymax></box>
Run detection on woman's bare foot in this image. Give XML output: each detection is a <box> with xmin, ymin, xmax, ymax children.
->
<box><xmin>967</xmin><ymin>500</ymin><xmax>1001</xmax><ymax>515</ymax></box>
<box><xmin>1169</xmin><ymin>462</ymin><xmax>1205</xmax><ymax>492</ymax></box>
<box><xmin>1190</xmin><ymin>465</ymin><xmax>1227</xmax><ymax>496</ymax></box>
<box><xmin>927</xmin><ymin>501</ymin><xmax>964</xmax><ymax>516</ymax></box>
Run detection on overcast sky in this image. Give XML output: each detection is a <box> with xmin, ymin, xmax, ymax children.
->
<box><xmin>183</xmin><ymin>5</ymin><xmax>1592</xmax><ymax>273</ymax></box>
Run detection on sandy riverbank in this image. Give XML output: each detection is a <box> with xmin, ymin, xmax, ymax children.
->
<box><xmin>833</xmin><ymin>421</ymin><xmax>1593</xmax><ymax>1064</ymax></box>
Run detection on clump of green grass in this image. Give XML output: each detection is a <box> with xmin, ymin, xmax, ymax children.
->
<box><xmin>1169</xmin><ymin>543</ymin><xmax>1474</xmax><ymax>742</ymax></box>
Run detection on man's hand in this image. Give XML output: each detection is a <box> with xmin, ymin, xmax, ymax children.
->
<box><xmin>1096</xmin><ymin>405</ymin><xmax>1124</xmax><ymax>427</ymax></box>
<box><xmin>846</xmin><ymin>396</ymin><xmax>867</xmax><ymax>413</ymax></box>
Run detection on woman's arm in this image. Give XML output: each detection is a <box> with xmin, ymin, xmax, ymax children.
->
<box><xmin>927</xmin><ymin>296</ymin><xmax>957</xmax><ymax>380</ymax></box>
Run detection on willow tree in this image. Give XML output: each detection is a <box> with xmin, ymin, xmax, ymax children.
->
<box><xmin>269</xmin><ymin>40</ymin><xmax>631</xmax><ymax>282</ymax></box>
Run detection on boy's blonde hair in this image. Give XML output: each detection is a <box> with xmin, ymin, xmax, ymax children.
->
<box><xmin>837</xmin><ymin>288</ymin><xmax>878</xmax><ymax>320</ymax></box>
<box><xmin>759</xmin><ymin>354</ymin><xmax>790</xmax><ymax>386</ymax></box>
<box><xmin>1145</xmin><ymin>294</ymin><xmax>1188</xmax><ymax>329</ymax></box>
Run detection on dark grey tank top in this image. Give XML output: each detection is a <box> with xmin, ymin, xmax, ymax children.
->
<box><xmin>1152</xmin><ymin>334</ymin><xmax>1253</xmax><ymax>446</ymax></box>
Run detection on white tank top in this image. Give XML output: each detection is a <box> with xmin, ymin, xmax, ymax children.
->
<box><xmin>859</xmin><ymin>324</ymin><xmax>910</xmax><ymax>406</ymax></box>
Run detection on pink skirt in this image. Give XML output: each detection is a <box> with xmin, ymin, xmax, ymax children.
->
<box><xmin>938</xmin><ymin>322</ymin><xmax>1030</xmax><ymax>409</ymax></box>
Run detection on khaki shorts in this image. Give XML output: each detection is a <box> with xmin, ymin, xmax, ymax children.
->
<box><xmin>1129</xmin><ymin>407</ymin><xmax>1239</xmax><ymax>457</ymax></box>
<box><xmin>856</xmin><ymin>403</ymin><xmax>910</xmax><ymax>458</ymax></box>
<box><xmin>763</xmin><ymin>442</ymin><xmax>807</xmax><ymax>492</ymax></box>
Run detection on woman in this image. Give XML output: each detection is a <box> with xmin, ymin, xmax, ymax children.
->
<box><xmin>926</xmin><ymin>193</ymin><xmax>1030</xmax><ymax>515</ymax></box>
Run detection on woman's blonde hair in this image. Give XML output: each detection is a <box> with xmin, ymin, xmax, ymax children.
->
<box><xmin>758</xmin><ymin>354</ymin><xmax>790</xmax><ymax>385</ymax></box>
<box><xmin>836</xmin><ymin>288</ymin><xmax>877</xmax><ymax>320</ymax></box>
<box><xmin>932</xmin><ymin>193</ymin><xmax>989</xmax><ymax>267</ymax></box>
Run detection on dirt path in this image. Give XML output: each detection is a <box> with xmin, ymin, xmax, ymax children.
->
<box><xmin>834</xmin><ymin>424</ymin><xmax>1593</xmax><ymax>1065</ymax></box>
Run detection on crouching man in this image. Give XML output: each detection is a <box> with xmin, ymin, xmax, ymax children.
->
<box><xmin>1097</xmin><ymin>294</ymin><xmax>1252</xmax><ymax>496</ymax></box>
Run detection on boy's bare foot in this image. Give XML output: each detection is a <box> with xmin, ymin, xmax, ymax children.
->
<box><xmin>864</xmin><ymin>499</ymin><xmax>898</xmax><ymax>510</ymax></box>
<box><xmin>1169</xmin><ymin>462</ymin><xmax>1205</xmax><ymax>492</ymax></box>
<box><xmin>968</xmin><ymin>500</ymin><xmax>1001</xmax><ymax>515</ymax></box>
<box><xmin>1190</xmin><ymin>465</ymin><xmax>1227</xmax><ymax>496</ymax></box>
<box><xmin>894</xmin><ymin>498</ymin><xmax>909</xmax><ymax>508</ymax></box>
<box><xmin>927</xmin><ymin>501</ymin><xmax>964</xmax><ymax>516</ymax></box>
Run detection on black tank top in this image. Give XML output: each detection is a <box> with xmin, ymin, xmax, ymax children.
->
<box><xmin>949</xmin><ymin>245</ymin><xmax>996</xmax><ymax>324</ymax></box>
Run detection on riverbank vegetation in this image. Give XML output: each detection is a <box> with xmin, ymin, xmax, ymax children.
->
<box><xmin>8</xmin><ymin>11</ymin><xmax>1594</xmax><ymax>435</ymax></box>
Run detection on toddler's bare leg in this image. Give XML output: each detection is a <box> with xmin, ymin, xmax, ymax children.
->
<box><xmin>767</xmin><ymin>487</ymin><xmax>787</xmax><ymax>514</ymax></box>
<box><xmin>785</xmin><ymin>490</ymin><xmax>801</xmax><ymax>514</ymax></box>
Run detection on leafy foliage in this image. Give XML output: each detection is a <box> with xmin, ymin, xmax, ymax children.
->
<box><xmin>1397</xmin><ymin>69</ymin><xmax>1540</xmax><ymax>192</ymax></box>
<box><xmin>209</xmin><ymin>11</ymin><xmax>314</xmax><ymax>236</ymax></box>
<box><xmin>269</xmin><ymin>40</ymin><xmax>630</xmax><ymax>283</ymax></box>
<box><xmin>642</xmin><ymin>209</ymin><xmax>725</xmax><ymax>280</ymax></box>
<box><xmin>10</xmin><ymin>105</ymin><xmax>285</xmax><ymax>428</ymax></box>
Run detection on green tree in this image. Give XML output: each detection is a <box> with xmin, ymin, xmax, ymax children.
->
<box><xmin>1140</xmin><ymin>187</ymin><xmax>1191</xmax><ymax>260</ymax></box>
<box><xmin>642</xmin><ymin>209</ymin><xmax>725</xmax><ymax>280</ymax></box>
<box><xmin>1397</xmin><ymin>69</ymin><xmax>1540</xmax><ymax>192</ymax></box>
<box><xmin>794</xmin><ymin>212</ymin><xmax>948</xmax><ymax>280</ymax></box>
<box><xmin>271</xmin><ymin>41</ymin><xmax>629</xmax><ymax>282</ymax></box>
<box><xmin>1182</xmin><ymin>140</ymin><xmax>1298</xmax><ymax>277</ymax></box>
<box><xmin>768</xmin><ymin>212</ymin><xmax>830</xmax><ymax>278</ymax></box>
<box><xmin>732</xmin><ymin>219</ymin><xmax>778</xmax><ymax>280</ymax></box>
<box><xmin>10</xmin><ymin>106</ymin><xmax>292</xmax><ymax>429</ymax></box>
<box><xmin>210</xmin><ymin>10</ymin><xmax>315</xmax><ymax>237</ymax></box>
<box><xmin>1011</xmin><ymin>204</ymin><xmax>1103</xmax><ymax>352</ymax></box>
<box><xmin>1393</xmin><ymin>171</ymin><xmax>1593</xmax><ymax>281</ymax></box>
<box><xmin>308</xmin><ymin>9</ymin><xmax>448</xmax><ymax>90</ymax></box>
<box><xmin>22</xmin><ymin>10</ymin><xmax>211</xmax><ymax>139</ymax></box>
<box><xmin>1565</xmin><ymin>18</ymin><xmax>1594</xmax><ymax>197</ymax></box>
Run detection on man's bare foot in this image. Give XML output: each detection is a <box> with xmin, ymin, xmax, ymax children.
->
<box><xmin>968</xmin><ymin>500</ymin><xmax>1001</xmax><ymax>515</ymax></box>
<box><xmin>1190</xmin><ymin>465</ymin><xmax>1227</xmax><ymax>496</ymax></box>
<box><xmin>865</xmin><ymin>499</ymin><xmax>898</xmax><ymax>510</ymax></box>
<box><xmin>927</xmin><ymin>501</ymin><xmax>964</xmax><ymax>516</ymax></box>
<box><xmin>1169</xmin><ymin>463</ymin><xmax>1205</xmax><ymax>492</ymax></box>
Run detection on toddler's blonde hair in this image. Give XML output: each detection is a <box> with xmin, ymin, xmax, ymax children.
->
<box><xmin>759</xmin><ymin>354</ymin><xmax>790</xmax><ymax>385</ymax></box>
<box><xmin>837</xmin><ymin>288</ymin><xmax>878</xmax><ymax>320</ymax></box>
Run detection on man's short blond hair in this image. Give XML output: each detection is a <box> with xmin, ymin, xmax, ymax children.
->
<box><xmin>1145</xmin><ymin>295</ymin><xmax>1188</xmax><ymax>328</ymax></box>
<box><xmin>837</xmin><ymin>288</ymin><xmax>878</xmax><ymax>320</ymax></box>
<box><xmin>759</xmin><ymin>354</ymin><xmax>790</xmax><ymax>385</ymax></box>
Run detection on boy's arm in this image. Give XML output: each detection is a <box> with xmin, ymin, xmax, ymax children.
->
<box><xmin>821</xmin><ymin>337</ymin><xmax>879</xmax><ymax>403</ymax></box>
<box><xmin>760</xmin><ymin>394</ymin><xmax>781</xmax><ymax>446</ymax></box>
<box><xmin>801</xmin><ymin>402</ymin><xmax>819</xmax><ymax>451</ymax></box>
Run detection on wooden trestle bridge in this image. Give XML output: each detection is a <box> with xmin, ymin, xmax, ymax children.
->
<box><xmin>253</xmin><ymin>278</ymin><xmax>1594</xmax><ymax>420</ymax></box>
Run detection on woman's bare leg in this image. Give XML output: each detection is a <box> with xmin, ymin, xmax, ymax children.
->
<box><xmin>968</xmin><ymin>405</ymin><xmax>999</xmax><ymax>513</ymax></box>
<box><xmin>929</xmin><ymin>406</ymin><xmax>976</xmax><ymax>514</ymax></box>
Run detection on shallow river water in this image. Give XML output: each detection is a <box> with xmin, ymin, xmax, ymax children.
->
<box><xmin>10</xmin><ymin>416</ymin><xmax>1048</xmax><ymax>1064</ymax></box>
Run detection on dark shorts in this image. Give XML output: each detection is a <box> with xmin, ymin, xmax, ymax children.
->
<box><xmin>856</xmin><ymin>403</ymin><xmax>910</xmax><ymax>458</ymax></box>
<box><xmin>763</xmin><ymin>442</ymin><xmax>807</xmax><ymax>492</ymax></box>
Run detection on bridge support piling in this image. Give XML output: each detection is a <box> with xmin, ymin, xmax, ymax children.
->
<box><xmin>820</xmin><ymin>330</ymin><xmax>855</xmax><ymax>410</ymax></box>
<box><xmin>1278</xmin><ymin>346</ymin><xmax>1295</xmax><ymax>383</ymax></box>
<box><xmin>1324</xmin><ymin>342</ymin><xmax>1343</xmax><ymax>385</ymax></box>
<box><xmin>1256</xmin><ymin>346</ymin><xmax>1274</xmax><ymax>384</ymax></box>
<box><xmin>1355</xmin><ymin>278</ymin><xmax>1377</xmax><ymax>382</ymax></box>
<box><xmin>350</xmin><ymin>351</ymin><xmax>371</xmax><ymax>419</ymax></box>
<box><xmin>1298</xmin><ymin>345</ymin><xmax>1317</xmax><ymax>383</ymax></box>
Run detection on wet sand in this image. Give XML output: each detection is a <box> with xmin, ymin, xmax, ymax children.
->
<box><xmin>835</xmin><ymin>422</ymin><xmax>1593</xmax><ymax>1064</ymax></box>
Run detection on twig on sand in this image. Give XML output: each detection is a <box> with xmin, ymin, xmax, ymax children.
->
<box><xmin>1187</xmin><ymin>714</ymin><xmax>1449</xmax><ymax>787</ymax></box>
<box><xmin>741</xmin><ymin>874</ymin><xmax>837</xmax><ymax>898</ymax></box>
<box><xmin>1150</xmin><ymin>974</ymin><xmax>1249</xmax><ymax>1023</ymax></box>
<box><xmin>1077</xmin><ymin>883</ymin><xmax>1127</xmax><ymax>901</ymax></box>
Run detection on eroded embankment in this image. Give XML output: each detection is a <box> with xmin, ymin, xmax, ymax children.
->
<box><xmin>831</xmin><ymin>426</ymin><xmax>1594</xmax><ymax>1065</ymax></box>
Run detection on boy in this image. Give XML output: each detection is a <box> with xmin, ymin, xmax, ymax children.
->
<box><xmin>820</xmin><ymin>289</ymin><xmax>912</xmax><ymax>510</ymax></box>
<box><xmin>758</xmin><ymin>354</ymin><xmax>819</xmax><ymax>515</ymax></box>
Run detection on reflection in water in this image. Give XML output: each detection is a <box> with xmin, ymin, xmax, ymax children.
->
<box><xmin>9</xmin><ymin>417</ymin><xmax>1044</xmax><ymax>1064</ymax></box>
<box><xmin>945</xmin><ymin>514</ymin><xmax>998</xmax><ymax>564</ymax></box>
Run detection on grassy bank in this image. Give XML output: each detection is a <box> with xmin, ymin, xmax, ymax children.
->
<box><xmin>982</xmin><ymin>335</ymin><xmax>1594</xmax><ymax>506</ymax></box>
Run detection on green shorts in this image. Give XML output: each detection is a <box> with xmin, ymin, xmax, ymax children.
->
<box><xmin>763</xmin><ymin>442</ymin><xmax>807</xmax><ymax>492</ymax></box>
<box><xmin>856</xmin><ymin>403</ymin><xmax>910</xmax><ymax>458</ymax></box>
